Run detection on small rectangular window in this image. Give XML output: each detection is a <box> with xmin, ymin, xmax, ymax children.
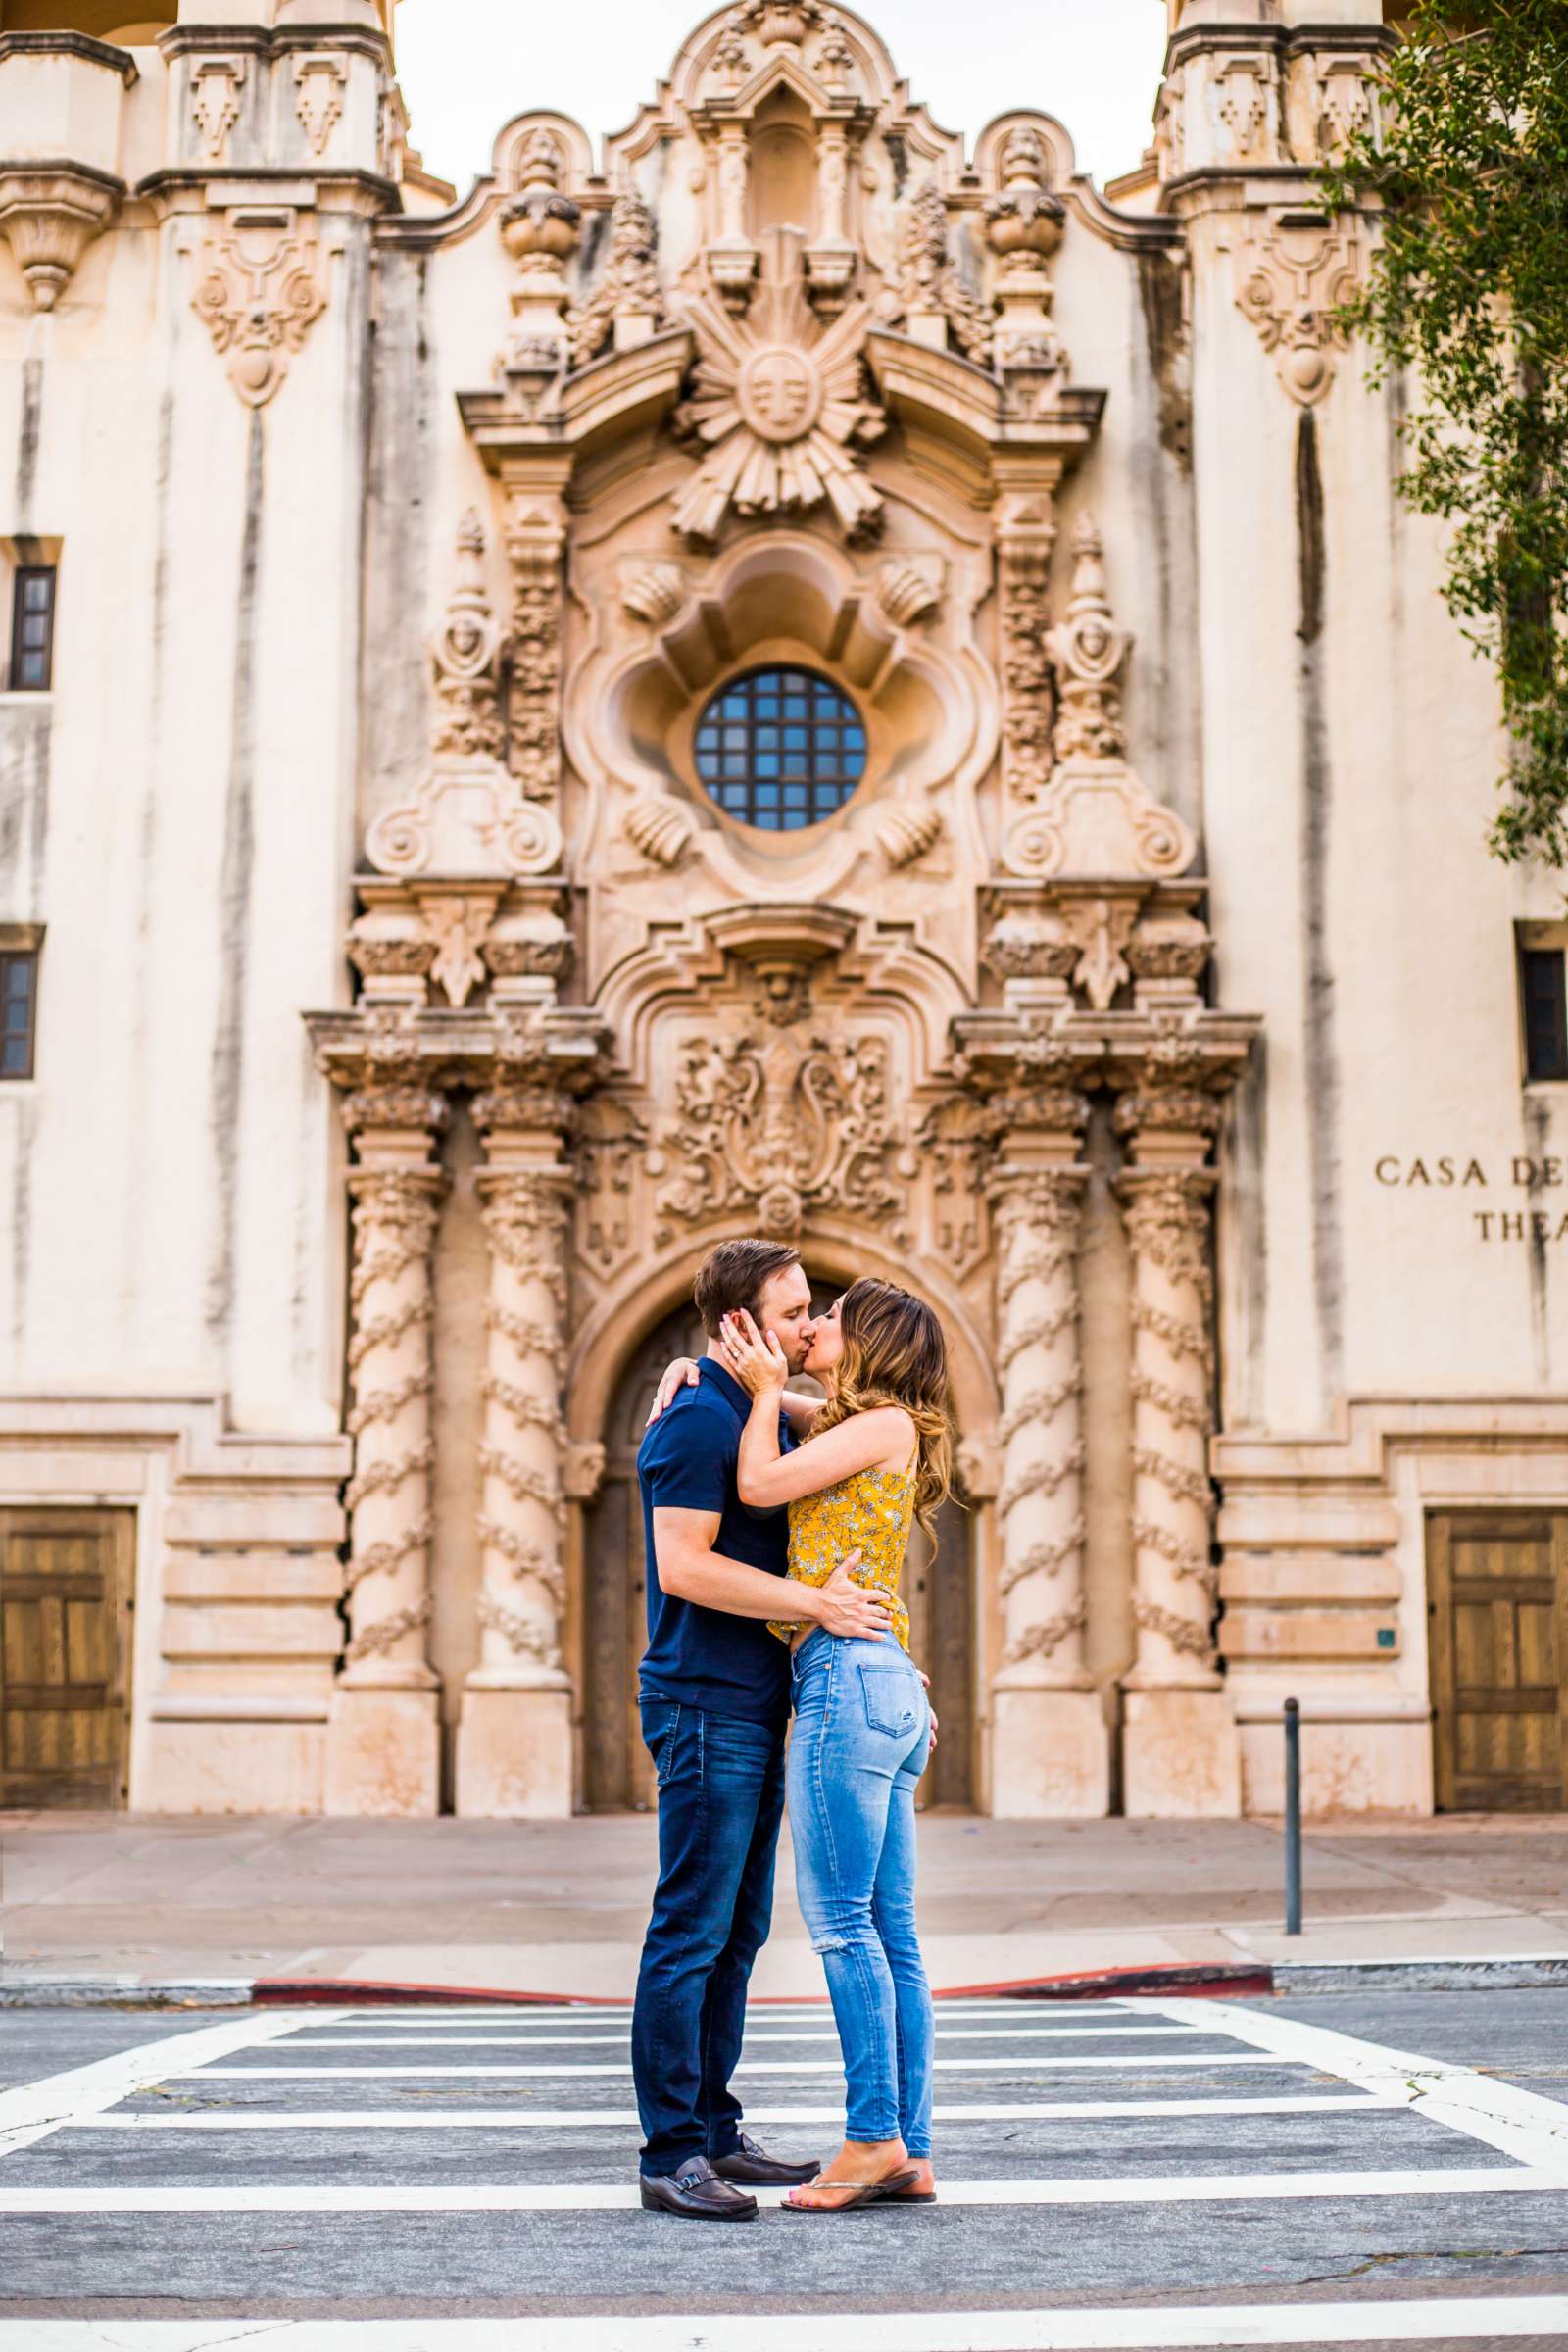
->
<box><xmin>0</xmin><ymin>950</ymin><xmax>37</xmax><ymax>1080</ymax></box>
<box><xmin>10</xmin><ymin>567</ymin><xmax>56</xmax><ymax>691</ymax></box>
<box><xmin>1521</xmin><ymin>945</ymin><xmax>1568</xmax><ymax>1082</ymax></box>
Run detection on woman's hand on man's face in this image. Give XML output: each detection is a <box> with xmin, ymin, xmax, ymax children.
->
<box><xmin>719</xmin><ymin>1309</ymin><xmax>790</xmax><ymax>1396</ymax></box>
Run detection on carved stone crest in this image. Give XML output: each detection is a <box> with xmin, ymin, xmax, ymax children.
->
<box><xmin>651</xmin><ymin>1004</ymin><xmax>909</xmax><ymax>1245</ymax></box>
<box><xmin>1236</xmin><ymin>219</ymin><xmax>1363</xmax><ymax>408</ymax></box>
<box><xmin>191</xmin><ymin>205</ymin><xmax>327</xmax><ymax>408</ymax></box>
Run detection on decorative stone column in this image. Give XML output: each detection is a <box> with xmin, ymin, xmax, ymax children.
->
<box><xmin>325</xmin><ymin>1071</ymin><xmax>449</xmax><ymax>1817</ymax></box>
<box><xmin>457</xmin><ymin>1009</ymin><xmax>609</xmax><ymax>1817</ymax></box>
<box><xmin>1114</xmin><ymin>1060</ymin><xmax>1239</xmax><ymax>1818</ymax></box>
<box><xmin>955</xmin><ymin>1009</ymin><xmax>1108</xmax><ymax>1816</ymax></box>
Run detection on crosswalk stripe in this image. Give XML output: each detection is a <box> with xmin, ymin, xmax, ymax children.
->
<box><xmin>295</xmin><ymin>2027</ymin><xmax>1206</xmax><ymax>2048</ymax></box>
<box><xmin>186</xmin><ymin>2052</ymin><xmax>1288</xmax><ymax>2079</ymax></box>
<box><xmin>73</xmin><ymin>2094</ymin><xmax>1378</xmax><ymax>2131</ymax></box>
<box><xmin>3</xmin><ymin>2300</ymin><xmax>1567</xmax><ymax>2349</ymax></box>
<box><xmin>1140</xmin><ymin>1997</ymin><xmax>1568</xmax><ymax>2174</ymax></box>
<box><xmin>0</xmin><ymin>2167</ymin><xmax>1556</xmax><ymax>2214</ymax></box>
<box><xmin>0</xmin><ymin>2011</ymin><xmax>339</xmax><ymax>2159</ymax></box>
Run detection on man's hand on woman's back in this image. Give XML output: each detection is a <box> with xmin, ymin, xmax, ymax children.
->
<box><xmin>809</xmin><ymin>1557</ymin><xmax>893</xmax><ymax>1641</ymax></box>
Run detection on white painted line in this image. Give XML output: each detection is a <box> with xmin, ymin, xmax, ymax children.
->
<box><xmin>186</xmin><ymin>2053</ymin><xmax>1292</xmax><ymax>2080</ymax></box>
<box><xmin>4</xmin><ymin>2303</ymin><xmax>1568</xmax><ymax>2350</ymax></box>
<box><xmin>297</xmin><ymin>2027</ymin><xmax>1207</xmax><ymax>2048</ymax></box>
<box><xmin>0</xmin><ymin>2010</ymin><xmax>344</xmax><ymax>2160</ymax></box>
<box><xmin>1140</xmin><ymin>1998</ymin><xmax>1568</xmax><ymax>2176</ymax></box>
<box><xmin>0</xmin><ymin>2166</ymin><xmax>1558</xmax><ymax>2214</ymax></box>
<box><xmin>74</xmin><ymin>2094</ymin><xmax>1378</xmax><ymax>2132</ymax></box>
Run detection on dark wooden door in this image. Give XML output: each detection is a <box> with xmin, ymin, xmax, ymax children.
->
<box><xmin>0</xmin><ymin>1511</ymin><xmax>132</xmax><ymax>1809</ymax></box>
<box><xmin>1428</xmin><ymin>1512</ymin><xmax>1568</xmax><ymax>1812</ymax></box>
<box><xmin>583</xmin><ymin>1308</ymin><xmax>706</xmax><ymax>1813</ymax></box>
<box><xmin>582</xmin><ymin>1310</ymin><xmax>977</xmax><ymax>1813</ymax></box>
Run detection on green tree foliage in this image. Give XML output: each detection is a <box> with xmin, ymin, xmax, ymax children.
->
<box><xmin>1321</xmin><ymin>2</ymin><xmax>1568</xmax><ymax>864</ymax></box>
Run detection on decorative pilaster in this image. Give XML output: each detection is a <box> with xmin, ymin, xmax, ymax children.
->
<box><xmin>954</xmin><ymin>1013</ymin><xmax>1108</xmax><ymax>1816</ymax></box>
<box><xmin>456</xmin><ymin>1010</ymin><xmax>609</xmax><ymax>1817</ymax></box>
<box><xmin>325</xmin><ymin>1070</ymin><xmax>449</xmax><ymax>1817</ymax></box>
<box><xmin>1112</xmin><ymin>1038</ymin><xmax>1246</xmax><ymax>1818</ymax></box>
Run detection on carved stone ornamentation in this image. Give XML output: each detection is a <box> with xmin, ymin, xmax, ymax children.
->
<box><xmin>0</xmin><ymin>170</ymin><xmax>120</xmax><ymax>312</ymax></box>
<box><xmin>1117</xmin><ymin>1168</ymin><xmax>1220</xmax><ymax>1680</ymax></box>
<box><xmin>1236</xmin><ymin>219</ymin><xmax>1363</xmax><ymax>409</ymax></box>
<box><xmin>365</xmin><ymin>507</ymin><xmax>564</xmax><ymax>880</ymax></box>
<box><xmin>502</xmin><ymin>481</ymin><xmax>567</xmax><ymax>810</ymax></box>
<box><xmin>191</xmin><ymin>206</ymin><xmax>328</xmax><ymax>408</ymax></box>
<box><xmin>651</xmin><ymin>998</ymin><xmax>909</xmax><ymax>1247</ymax></box>
<box><xmin>992</xmin><ymin>1170</ymin><xmax>1090</xmax><ymax>1682</ymax></box>
<box><xmin>191</xmin><ymin>56</ymin><xmax>245</xmax><ymax>163</ymax></box>
<box><xmin>1004</xmin><ymin>517</ymin><xmax>1198</xmax><ymax>883</ymax></box>
<box><xmin>876</xmin><ymin>804</ymin><xmax>942</xmax><ymax>869</ymax></box>
<box><xmin>623</xmin><ymin>795</ymin><xmax>696</xmax><ymax>868</ymax></box>
<box><xmin>498</xmin><ymin>128</ymin><xmax>581</xmax><ymax>374</ymax></box>
<box><xmin>1046</xmin><ymin>517</ymin><xmax>1128</xmax><ymax>763</ymax></box>
<box><xmin>890</xmin><ymin>180</ymin><xmax>994</xmax><ymax>368</ymax></box>
<box><xmin>874</xmin><ymin>560</ymin><xmax>941</xmax><ymax>627</ymax></box>
<box><xmin>671</xmin><ymin>226</ymin><xmax>885</xmax><ymax>543</ymax></box>
<box><xmin>984</xmin><ymin>126</ymin><xmax>1068</xmax><ymax>378</ymax></box>
<box><xmin>565</xmin><ymin>187</ymin><xmax>665</xmax><ymax>368</ymax></box>
<box><xmin>293</xmin><ymin>55</ymin><xmax>347</xmax><ymax>159</ymax></box>
<box><xmin>996</xmin><ymin>486</ymin><xmax>1057</xmax><ymax>811</ymax></box>
<box><xmin>620</xmin><ymin>562</ymin><xmax>688</xmax><ymax>626</ymax></box>
<box><xmin>428</xmin><ymin>511</ymin><xmax>505</xmax><ymax>761</ymax></box>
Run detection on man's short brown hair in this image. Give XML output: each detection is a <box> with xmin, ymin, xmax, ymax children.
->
<box><xmin>692</xmin><ymin>1239</ymin><xmax>803</xmax><ymax>1338</ymax></box>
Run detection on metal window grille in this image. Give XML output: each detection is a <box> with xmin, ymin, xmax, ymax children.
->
<box><xmin>1521</xmin><ymin>946</ymin><xmax>1568</xmax><ymax>1082</ymax></box>
<box><xmin>693</xmin><ymin>666</ymin><xmax>867</xmax><ymax>831</ymax></box>
<box><xmin>0</xmin><ymin>951</ymin><xmax>37</xmax><ymax>1080</ymax></box>
<box><xmin>10</xmin><ymin>568</ymin><xmax>56</xmax><ymax>692</ymax></box>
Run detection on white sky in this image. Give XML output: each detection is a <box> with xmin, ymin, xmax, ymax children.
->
<box><xmin>395</xmin><ymin>0</ymin><xmax>1170</xmax><ymax>197</ymax></box>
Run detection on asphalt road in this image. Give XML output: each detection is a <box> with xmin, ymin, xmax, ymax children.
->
<box><xmin>0</xmin><ymin>1988</ymin><xmax>1566</xmax><ymax>2349</ymax></box>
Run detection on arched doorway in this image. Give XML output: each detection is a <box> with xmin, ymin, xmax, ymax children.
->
<box><xmin>581</xmin><ymin>1303</ymin><xmax>975</xmax><ymax>1812</ymax></box>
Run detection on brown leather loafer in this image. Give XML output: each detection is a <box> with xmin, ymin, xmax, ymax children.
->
<box><xmin>710</xmin><ymin>2132</ymin><xmax>821</xmax><ymax>2187</ymax></box>
<box><xmin>639</xmin><ymin>2154</ymin><xmax>759</xmax><ymax>2220</ymax></box>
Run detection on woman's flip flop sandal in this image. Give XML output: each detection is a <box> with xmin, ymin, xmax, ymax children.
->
<box><xmin>783</xmin><ymin>2168</ymin><xmax>921</xmax><ymax>2212</ymax></box>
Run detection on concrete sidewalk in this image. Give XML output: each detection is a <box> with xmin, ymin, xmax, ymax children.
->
<box><xmin>4</xmin><ymin>1810</ymin><xmax>1567</xmax><ymax>2001</ymax></box>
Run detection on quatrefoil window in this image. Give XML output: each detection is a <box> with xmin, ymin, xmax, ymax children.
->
<box><xmin>694</xmin><ymin>666</ymin><xmax>868</xmax><ymax>831</ymax></box>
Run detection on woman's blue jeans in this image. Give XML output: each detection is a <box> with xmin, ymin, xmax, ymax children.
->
<box><xmin>788</xmin><ymin>1630</ymin><xmax>934</xmax><ymax>2159</ymax></box>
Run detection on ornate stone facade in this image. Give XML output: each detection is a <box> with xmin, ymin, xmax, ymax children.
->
<box><xmin>4</xmin><ymin>1</ymin><xmax>1565</xmax><ymax>1825</ymax></box>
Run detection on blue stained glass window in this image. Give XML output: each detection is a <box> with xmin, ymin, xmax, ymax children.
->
<box><xmin>692</xmin><ymin>666</ymin><xmax>867</xmax><ymax>831</ymax></box>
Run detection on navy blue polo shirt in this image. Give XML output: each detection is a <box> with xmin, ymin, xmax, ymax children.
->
<box><xmin>636</xmin><ymin>1358</ymin><xmax>795</xmax><ymax>1728</ymax></box>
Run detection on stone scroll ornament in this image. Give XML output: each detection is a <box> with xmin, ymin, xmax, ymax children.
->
<box><xmin>670</xmin><ymin>225</ymin><xmax>886</xmax><ymax>544</ymax></box>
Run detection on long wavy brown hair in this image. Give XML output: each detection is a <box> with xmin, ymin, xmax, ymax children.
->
<box><xmin>813</xmin><ymin>1277</ymin><xmax>956</xmax><ymax>1547</ymax></box>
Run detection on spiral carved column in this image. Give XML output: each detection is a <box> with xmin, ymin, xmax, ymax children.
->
<box><xmin>456</xmin><ymin>1090</ymin><xmax>577</xmax><ymax>1818</ymax></box>
<box><xmin>1116</xmin><ymin>1158</ymin><xmax>1241</xmax><ymax>1817</ymax></box>
<box><xmin>986</xmin><ymin>1138</ymin><xmax>1110</xmax><ymax>1817</ymax></box>
<box><xmin>324</xmin><ymin>1095</ymin><xmax>449</xmax><ymax>1818</ymax></box>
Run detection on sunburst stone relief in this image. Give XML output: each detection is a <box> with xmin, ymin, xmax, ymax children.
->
<box><xmin>670</xmin><ymin>228</ymin><xmax>886</xmax><ymax>545</ymax></box>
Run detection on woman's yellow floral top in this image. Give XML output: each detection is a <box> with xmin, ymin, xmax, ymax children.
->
<box><xmin>768</xmin><ymin>1464</ymin><xmax>916</xmax><ymax>1650</ymax></box>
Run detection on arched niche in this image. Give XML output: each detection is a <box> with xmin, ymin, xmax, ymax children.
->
<box><xmin>747</xmin><ymin>84</ymin><xmax>816</xmax><ymax>237</ymax></box>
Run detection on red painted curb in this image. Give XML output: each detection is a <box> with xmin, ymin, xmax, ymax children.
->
<box><xmin>255</xmin><ymin>1959</ymin><xmax>1275</xmax><ymax>2008</ymax></box>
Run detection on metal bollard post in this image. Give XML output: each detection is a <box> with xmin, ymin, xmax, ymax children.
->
<box><xmin>1283</xmin><ymin>1697</ymin><xmax>1302</xmax><ymax>1936</ymax></box>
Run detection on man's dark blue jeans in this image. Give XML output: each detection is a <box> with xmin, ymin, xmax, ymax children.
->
<box><xmin>631</xmin><ymin>1696</ymin><xmax>786</xmax><ymax>2177</ymax></box>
